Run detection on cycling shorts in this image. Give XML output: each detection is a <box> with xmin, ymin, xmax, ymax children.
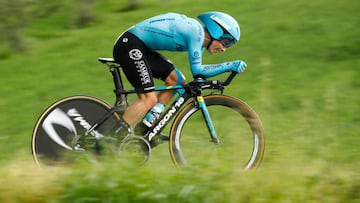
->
<box><xmin>113</xmin><ymin>31</ymin><xmax>175</xmax><ymax>93</ymax></box>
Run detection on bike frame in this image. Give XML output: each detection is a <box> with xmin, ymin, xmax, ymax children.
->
<box><xmin>90</xmin><ymin>58</ymin><xmax>237</xmax><ymax>145</ymax></box>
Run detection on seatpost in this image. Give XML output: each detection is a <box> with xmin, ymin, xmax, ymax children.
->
<box><xmin>109</xmin><ymin>65</ymin><xmax>128</xmax><ymax>110</ymax></box>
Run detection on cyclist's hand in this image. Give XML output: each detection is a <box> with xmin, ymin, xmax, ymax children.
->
<box><xmin>230</xmin><ymin>60</ymin><xmax>247</xmax><ymax>73</ymax></box>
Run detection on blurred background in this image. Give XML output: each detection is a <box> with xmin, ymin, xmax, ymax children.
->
<box><xmin>0</xmin><ymin>0</ymin><xmax>359</xmax><ymax>202</ymax></box>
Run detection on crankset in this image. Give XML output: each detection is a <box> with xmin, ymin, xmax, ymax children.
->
<box><xmin>118</xmin><ymin>135</ymin><xmax>152</xmax><ymax>164</ymax></box>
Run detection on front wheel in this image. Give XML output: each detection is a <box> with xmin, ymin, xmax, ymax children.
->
<box><xmin>169</xmin><ymin>95</ymin><xmax>265</xmax><ymax>171</ymax></box>
<box><xmin>31</xmin><ymin>95</ymin><xmax>120</xmax><ymax>167</ymax></box>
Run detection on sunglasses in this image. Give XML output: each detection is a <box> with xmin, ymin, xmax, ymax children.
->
<box><xmin>219</xmin><ymin>34</ymin><xmax>236</xmax><ymax>48</ymax></box>
<box><xmin>220</xmin><ymin>39</ymin><xmax>236</xmax><ymax>48</ymax></box>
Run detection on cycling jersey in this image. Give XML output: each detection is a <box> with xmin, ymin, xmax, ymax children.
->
<box><xmin>127</xmin><ymin>12</ymin><xmax>209</xmax><ymax>78</ymax></box>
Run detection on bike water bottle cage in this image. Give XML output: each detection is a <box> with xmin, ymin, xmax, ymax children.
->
<box><xmin>143</xmin><ymin>103</ymin><xmax>165</xmax><ymax>127</ymax></box>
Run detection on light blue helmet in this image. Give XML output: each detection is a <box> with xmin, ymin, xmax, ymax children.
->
<box><xmin>198</xmin><ymin>11</ymin><xmax>240</xmax><ymax>47</ymax></box>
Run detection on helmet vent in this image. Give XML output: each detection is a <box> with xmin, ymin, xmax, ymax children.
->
<box><xmin>210</xmin><ymin>14</ymin><xmax>231</xmax><ymax>31</ymax></box>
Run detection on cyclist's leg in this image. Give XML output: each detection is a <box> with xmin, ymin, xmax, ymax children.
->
<box><xmin>113</xmin><ymin>31</ymin><xmax>185</xmax><ymax>136</ymax></box>
<box><xmin>132</xmin><ymin>52</ymin><xmax>185</xmax><ymax>136</ymax></box>
<box><xmin>113</xmin><ymin>31</ymin><xmax>158</xmax><ymax>127</ymax></box>
<box><xmin>158</xmin><ymin>68</ymin><xmax>186</xmax><ymax>104</ymax></box>
<box><xmin>122</xmin><ymin>92</ymin><xmax>157</xmax><ymax>125</ymax></box>
<box><xmin>146</xmin><ymin>50</ymin><xmax>186</xmax><ymax>106</ymax></box>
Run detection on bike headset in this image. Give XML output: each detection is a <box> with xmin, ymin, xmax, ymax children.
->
<box><xmin>198</xmin><ymin>11</ymin><xmax>241</xmax><ymax>49</ymax></box>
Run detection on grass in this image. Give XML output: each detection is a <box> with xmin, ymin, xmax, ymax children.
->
<box><xmin>0</xmin><ymin>0</ymin><xmax>359</xmax><ymax>202</ymax></box>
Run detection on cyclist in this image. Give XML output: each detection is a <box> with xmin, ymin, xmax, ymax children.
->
<box><xmin>112</xmin><ymin>11</ymin><xmax>247</xmax><ymax>137</ymax></box>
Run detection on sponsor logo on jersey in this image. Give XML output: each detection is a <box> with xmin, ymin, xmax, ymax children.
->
<box><xmin>129</xmin><ymin>49</ymin><xmax>143</xmax><ymax>60</ymax></box>
<box><xmin>128</xmin><ymin>49</ymin><xmax>151</xmax><ymax>85</ymax></box>
<box><xmin>134</xmin><ymin>60</ymin><xmax>151</xmax><ymax>85</ymax></box>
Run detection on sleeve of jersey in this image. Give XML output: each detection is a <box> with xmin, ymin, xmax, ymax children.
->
<box><xmin>187</xmin><ymin>43</ymin><xmax>234</xmax><ymax>78</ymax></box>
<box><xmin>190</xmin><ymin>61</ymin><xmax>234</xmax><ymax>79</ymax></box>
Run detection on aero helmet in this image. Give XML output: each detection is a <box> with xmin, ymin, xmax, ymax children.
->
<box><xmin>198</xmin><ymin>11</ymin><xmax>240</xmax><ymax>48</ymax></box>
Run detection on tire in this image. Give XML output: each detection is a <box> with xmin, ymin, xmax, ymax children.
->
<box><xmin>31</xmin><ymin>95</ymin><xmax>119</xmax><ymax>167</ymax></box>
<box><xmin>169</xmin><ymin>95</ymin><xmax>265</xmax><ymax>171</ymax></box>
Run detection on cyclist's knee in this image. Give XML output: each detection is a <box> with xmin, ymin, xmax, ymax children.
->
<box><xmin>138</xmin><ymin>92</ymin><xmax>158</xmax><ymax>108</ymax></box>
<box><xmin>166</xmin><ymin>68</ymin><xmax>186</xmax><ymax>85</ymax></box>
<box><xmin>176</xmin><ymin>68</ymin><xmax>186</xmax><ymax>84</ymax></box>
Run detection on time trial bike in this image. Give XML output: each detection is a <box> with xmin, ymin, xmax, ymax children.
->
<box><xmin>31</xmin><ymin>57</ymin><xmax>265</xmax><ymax>170</ymax></box>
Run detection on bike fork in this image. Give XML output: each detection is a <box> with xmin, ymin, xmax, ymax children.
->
<box><xmin>196</xmin><ymin>96</ymin><xmax>220</xmax><ymax>144</ymax></box>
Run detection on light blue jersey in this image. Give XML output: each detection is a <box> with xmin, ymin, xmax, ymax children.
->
<box><xmin>128</xmin><ymin>12</ymin><xmax>237</xmax><ymax>78</ymax></box>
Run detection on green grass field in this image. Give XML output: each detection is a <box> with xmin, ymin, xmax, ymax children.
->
<box><xmin>0</xmin><ymin>0</ymin><xmax>359</xmax><ymax>202</ymax></box>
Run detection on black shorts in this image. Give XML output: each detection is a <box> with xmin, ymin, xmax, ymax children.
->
<box><xmin>113</xmin><ymin>31</ymin><xmax>175</xmax><ymax>93</ymax></box>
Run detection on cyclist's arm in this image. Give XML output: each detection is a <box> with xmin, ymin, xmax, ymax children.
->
<box><xmin>184</xmin><ymin>19</ymin><xmax>246</xmax><ymax>78</ymax></box>
<box><xmin>188</xmin><ymin>49</ymin><xmax>246</xmax><ymax>78</ymax></box>
<box><xmin>190</xmin><ymin>62</ymin><xmax>242</xmax><ymax>78</ymax></box>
